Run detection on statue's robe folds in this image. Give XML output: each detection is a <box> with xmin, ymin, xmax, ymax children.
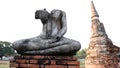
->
<box><xmin>12</xmin><ymin>9</ymin><xmax>81</xmax><ymax>55</ymax></box>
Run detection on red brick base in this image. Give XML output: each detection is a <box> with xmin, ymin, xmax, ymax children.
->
<box><xmin>10</xmin><ymin>55</ymin><xmax>80</xmax><ymax>68</ymax></box>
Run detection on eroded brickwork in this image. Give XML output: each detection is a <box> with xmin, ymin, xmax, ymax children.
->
<box><xmin>11</xmin><ymin>55</ymin><xmax>80</xmax><ymax>68</ymax></box>
<box><xmin>85</xmin><ymin>1</ymin><xmax>119</xmax><ymax>68</ymax></box>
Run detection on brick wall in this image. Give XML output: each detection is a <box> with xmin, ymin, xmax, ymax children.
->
<box><xmin>11</xmin><ymin>55</ymin><xmax>80</xmax><ymax>68</ymax></box>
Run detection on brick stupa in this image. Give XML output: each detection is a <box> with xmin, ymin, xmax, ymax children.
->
<box><xmin>85</xmin><ymin>1</ymin><xmax>119</xmax><ymax>68</ymax></box>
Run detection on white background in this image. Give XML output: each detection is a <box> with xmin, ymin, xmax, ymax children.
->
<box><xmin>0</xmin><ymin>0</ymin><xmax>120</xmax><ymax>49</ymax></box>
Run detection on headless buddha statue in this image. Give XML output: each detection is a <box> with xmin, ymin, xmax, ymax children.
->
<box><xmin>12</xmin><ymin>9</ymin><xmax>81</xmax><ymax>55</ymax></box>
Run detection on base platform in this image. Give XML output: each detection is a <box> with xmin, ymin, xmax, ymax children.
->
<box><xmin>10</xmin><ymin>55</ymin><xmax>80</xmax><ymax>68</ymax></box>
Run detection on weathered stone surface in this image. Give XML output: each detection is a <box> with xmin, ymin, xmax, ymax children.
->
<box><xmin>12</xmin><ymin>9</ymin><xmax>81</xmax><ymax>55</ymax></box>
<box><xmin>10</xmin><ymin>55</ymin><xmax>80</xmax><ymax>68</ymax></box>
<box><xmin>85</xmin><ymin>1</ymin><xmax>120</xmax><ymax>68</ymax></box>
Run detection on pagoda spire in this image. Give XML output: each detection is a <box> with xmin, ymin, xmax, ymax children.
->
<box><xmin>91</xmin><ymin>0</ymin><xmax>99</xmax><ymax>19</ymax></box>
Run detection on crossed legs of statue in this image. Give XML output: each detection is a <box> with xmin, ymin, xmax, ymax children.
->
<box><xmin>12</xmin><ymin>36</ymin><xmax>81</xmax><ymax>55</ymax></box>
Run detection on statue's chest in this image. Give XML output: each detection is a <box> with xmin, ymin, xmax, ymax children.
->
<box><xmin>51</xmin><ymin>19</ymin><xmax>62</xmax><ymax>36</ymax></box>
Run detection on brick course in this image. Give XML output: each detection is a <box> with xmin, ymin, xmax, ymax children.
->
<box><xmin>11</xmin><ymin>55</ymin><xmax>80</xmax><ymax>68</ymax></box>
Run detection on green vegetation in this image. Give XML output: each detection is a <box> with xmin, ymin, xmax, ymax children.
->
<box><xmin>0</xmin><ymin>41</ymin><xmax>16</xmax><ymax>56</ymax></box>
<box><xmin>79</xmin><ymin>59</ymin><xmax>85</xmax><ymax>68</ymax></box>
<box><xmin>76</xmin><ymin>48</ymin><xmax>87</xmax><ymax>59</ymax></box>
<box><xmin>75</xmin><ymin>48</ymin><xmax>86</xmax><ymax>68</ymax></box>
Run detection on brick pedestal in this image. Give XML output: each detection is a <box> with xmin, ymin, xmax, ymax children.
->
<box><xmin>11</xmin><ymin>55</ymin><xmax>80</xmax><ymax>68</ymax></box>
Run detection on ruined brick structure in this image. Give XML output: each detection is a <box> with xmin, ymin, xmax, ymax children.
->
<box><xmin>85</xmin><ymin>1</ymin><xmax>119</xmax><ymax>68</ymax></box>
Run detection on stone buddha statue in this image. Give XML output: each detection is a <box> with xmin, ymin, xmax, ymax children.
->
<box><xmin>12</xmin><ymin>9</ymin><xmax>81</xmax><ymax>55</ymax></box>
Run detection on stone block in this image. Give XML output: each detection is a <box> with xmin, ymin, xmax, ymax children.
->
<box><xmin>29</xmin><ymin>64</ymin><xmax>39</xmax><ymax>68</ymax></box>
<box><xmin>29</xmin><ymin>60</ymin><xmax>38</xmax><ymax>64</ymax></box>
<box><xmin>10</xmin><ymin>63</ymin><xmax>19</xmax><ymax>67</ymax></box>
<box><xmin>16</xmin><ymin>59</ymin><xmax>29</xmax><ymax>64</ymax></box>
<box><xmin>19</xmin><ymin>64</ymin><xmax>29</xmax><ymax>68</ymax></box>
<box><xmin>68</xmin><ymin>66</ymin><xmax>80</xmax><ymax>68</ymax></box>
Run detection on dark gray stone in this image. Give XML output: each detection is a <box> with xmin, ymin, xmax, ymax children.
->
<box><xmin>12</xmin><ymin>9</ymin><xmax>81</xmax><ymax>55</ymax></box>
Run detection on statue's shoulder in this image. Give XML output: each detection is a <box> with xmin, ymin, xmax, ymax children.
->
<box><xmin>51</xmin><ymin>9</ymin><xmax>66</xmax><ymax>14</ymax></box>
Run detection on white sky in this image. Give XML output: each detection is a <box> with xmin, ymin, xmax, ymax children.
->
<box><xmin>0</xmin><ymin>0</ymin><xmax>120</xmax><ymax>49</ymax></box>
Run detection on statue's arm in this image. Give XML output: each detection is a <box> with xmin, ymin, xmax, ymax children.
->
<box><xmin>55</xmin><ymin>11</ymin><xmax>67</xmax><ymax>39</ymax></box>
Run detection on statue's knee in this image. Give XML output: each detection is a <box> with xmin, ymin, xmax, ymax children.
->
<box><xmin>12</xmin><ymin>39</ymin><xmax>28</xmax><ymax>50</ymax></box>
<box><xmin>74</xmin><ymin>41</ymin><xmax>81</xmax><ymax>49</ymax></box>
<box><xmin>12</xmin><ymin>41</ymin><xmax>20</xmax><ymax>50</ymax></box>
